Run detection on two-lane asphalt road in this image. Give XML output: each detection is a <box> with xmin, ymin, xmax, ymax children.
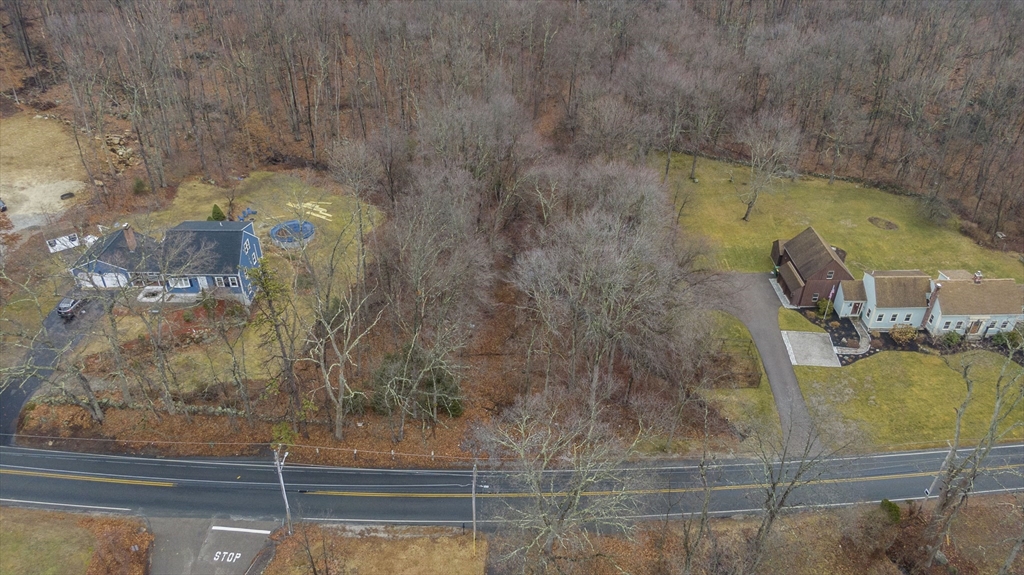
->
<box><xmin>2</xmin><ymin>444</ymin><xmax>1021</xmax><ymax>525</ymax></box>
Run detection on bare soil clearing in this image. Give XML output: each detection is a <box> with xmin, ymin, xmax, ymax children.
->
<box><xmin>0</xmin><ymin>112</ymin><xmax>87</xmax><ymax>233</ymax></box>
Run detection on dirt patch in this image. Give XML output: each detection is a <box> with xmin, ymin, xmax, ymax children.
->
<box><xmin>0</xmin><ymin>113</ymin><xmax>88</xmax><ymax>233</ymax></box>
<box><xmin>868</xmin><ymin>216</ymin><xmax>899</xmax><ymax>230</ymax></box>
<box><xmin>265</xmin><ymin>524</ymin><xmax>485</xmax><ymax>575</ymax></box>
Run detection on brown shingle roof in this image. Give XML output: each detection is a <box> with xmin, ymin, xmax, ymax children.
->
<box><xmin>779</xmin><ymin>260</ymin><xmax>804</xmax><ymax>291</ymax></box>
<box><xmin>937</xmin><ymin>279</ymin><xmax>1023</xmax><ymax>316</ymax></box>
<box><xmin>840</xmin><ymin>280</ymin><xmax>866</xmax><ymax>301</ymax></box>
<box><xmin>783</xmin><ymin>227</ymin><xmax>852</xmax><ymax>279</ymax></box>
<box><xmin>869</xmin><ymin>270</ymin><xmax>931</xmax><ymax>308</ymax></box>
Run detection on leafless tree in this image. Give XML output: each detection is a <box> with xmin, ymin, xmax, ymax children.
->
<box><xmin>738</xmin><ymin>111</ymin><xmax>800</xmax><ymax>221</ymax></box>
<box><xmin>747</xmin><ymin>414</ymin><xmax>845</xmax><ymax>570</ymax></box>
<box><xmin>477</xmin><ymin>391</ymin><xmax>650</xmax><ymax>574</ymax></box>
<box><xmin>916</xmin><ymin>349</ymin><xmax>1024</xmax><ymax>572</ymax></box>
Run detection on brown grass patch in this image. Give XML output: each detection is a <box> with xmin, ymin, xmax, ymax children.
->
<box><xmin>264</xmin><ymin>524</ymin><xmax>485</xmax><ymax>575</ymax></box>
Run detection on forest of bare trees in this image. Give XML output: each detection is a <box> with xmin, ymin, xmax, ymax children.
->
<box><xmin>4</xmin><ymin>0</ymin><xmax>1022</xmax><ymax>243</ymax></box>
<box><xmin>2</xmin><ymin>2</ymin><xmax>1023</xmax><ymax>572</ymax></box>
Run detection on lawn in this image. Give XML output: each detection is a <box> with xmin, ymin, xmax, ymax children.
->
<box><xmin>701</xmin><ymin>311</ymin><xmax>780</xmax><ymax>436</ymax></box>
<box><xmin>667</xmin><ymin>154</ymin><xmax>1023</xmax><ymax>281</ymax></box>
<box><xmin>778</xmin><ymin>308</ymin><xmax>825</xmax><ymax>332</ymax></box>
<box><xmin>98</xmin><ymin>171</ymin><xmax>378</xmax><ymax>391</ymax></box>
<box><xmin>0</xmin><ymin>507</ymin><xmax>151</xmax><ymax>575</ymax></box>
<box><xmin>0</xmin><ymin>507</ymin><xmax>94</xmax><ymax>575</ymax></box>
<box><xmin>796</xmin><ymin>350</ymin><xmax>1024</xmax><ymax>450</ymax></box>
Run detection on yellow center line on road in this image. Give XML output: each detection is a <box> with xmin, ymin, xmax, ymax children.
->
<box><xmin>308</xmin><ymin>464</ymin><xmax>1023</xmax><ymax>499</ymax></box>
<box><xmin>0</xmin><ymin>468</ymin><xmax>175</xmax><ymax>488</ymax></box>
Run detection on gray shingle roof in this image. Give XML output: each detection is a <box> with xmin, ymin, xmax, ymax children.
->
<box><xmin>163</xmin><ymin>221</ymin><xmax>250</xmax><ymax>275</ymax></box>
<box><xmin>868</xmin><ymin>270</ymin><xmax>931</xmax><ymax>308</ymax></box>
<box><xmin>938</xmin><ymin>279</ymin><xmax>1023</xmax><ymax>316</ymax></box>
<box><xmin>840</xmin><ymin>280</ymin><xmax>865</xmax><ymax>301</ymax></box>
<box><xmin>73</xmin><ymin>227</ymin><xmax>160</xmax><ymax>273</ymax></box>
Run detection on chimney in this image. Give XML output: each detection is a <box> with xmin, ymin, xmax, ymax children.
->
<box><xmin>124</xmin><ymin>224</ymin><xmax>137</xmax><ymax>252</ymax></box>
<box><xmin>974</xmin><ymin>271</ymin><xmax>983</xmax><ymax>284</ymax></box>
<box><xmin>920</xmin><ymin>282</ymin><xmax>941</xmax><ymax>330</ymax></box>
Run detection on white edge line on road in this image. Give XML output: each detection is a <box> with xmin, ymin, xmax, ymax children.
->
<box><xmin>0</xmin><ymin>497</ymin><xmax>130</xmax><ymax>512</ymax></box>
<box><xmin>303</xmin><ymin>487</ymin><xmax>1024</xmax><ymax>525</ymax></box>
<box><xmin>211</xmin><ymin>526</ymin><xmax>273</xmax><ymax>534</ymax></box>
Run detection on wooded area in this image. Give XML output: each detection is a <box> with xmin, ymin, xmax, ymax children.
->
<box><xmin>1</xmin><ymin>2</ymin><xmax>1023</xmax><ymax>573</ymax></box>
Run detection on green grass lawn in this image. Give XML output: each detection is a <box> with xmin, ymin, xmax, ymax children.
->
<box><xmin>796</xmin><ymin>350</ymin><xmax>1024</xmax><ymax>451</ymax></box>
<box><xmin>118</xmin><ymin>172</ymin><xmax>378</xmax><ymax>391</ymax></box>
<box><xmin>0</xmin><ymin>507</ymin><xmax>94</xmax><ymax>575</ymax></box>
<box><xmin>701</xmin><ymin>311</ymin><xmax>780</xmax><ymax>436</ymax></box>
<box><xmin>778</xmin><ymin>308</ymin><xmax>825</xmax><ymax>333</ymax></box>
<box><xmin>666</xmin><ymin>154</ymin><xmax>1023</xmax><ymax>281</ymax></box>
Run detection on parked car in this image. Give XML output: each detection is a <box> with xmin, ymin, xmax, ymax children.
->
<box><xmin>0</xmin><ymin>198</ymin><xmax>7</xmax><ymax>212</ymax></box>
<box><xmin>57</xmin><ymin>297</ymin><xmax>84</xmax><ymax>319</ymax></box>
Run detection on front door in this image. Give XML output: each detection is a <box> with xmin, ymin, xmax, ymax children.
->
<box><xmin>851</xmin><ymin>302</ymin><xmax>862</xmax><ymax>316</ymax></box>
<box><xmin>968</xmin><ymin>320</ymin><xmax>983</xmax><ymax>336</ymax></box>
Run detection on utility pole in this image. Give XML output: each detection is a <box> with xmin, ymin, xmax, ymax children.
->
<box><xmin>472</xmin><ymin>462</ymin><xmax>478</xmax><ymax>554</ymax></box>
<box><xmin>274</xmin><ymin>448</ymin><xmax>292</xmax><ymax>535</ymax></box>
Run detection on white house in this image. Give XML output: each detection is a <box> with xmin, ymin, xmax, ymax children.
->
<box><xmin>922</xmin><ymin>271</ymin><xmax>1024</xmax><ymax>340</ymax></box>
<box><xmin>834</xmin><ymin>279</ymin><xmax>866</xmax><ymax>318</ymax></box>
<box><xmin>860</xmin><ymin>270</ymin><xmax>932</xmax><ymax>331</ymax></box>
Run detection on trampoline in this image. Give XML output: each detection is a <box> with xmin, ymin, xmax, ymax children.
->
<box><xmin>269</xmin><ymin>219</ymin><xmax>315</xmax><ymax>249</ymax></box>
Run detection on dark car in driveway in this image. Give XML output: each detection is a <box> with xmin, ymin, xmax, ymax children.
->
<box><xmin>57</xmin><ymin>297</ymin><xmax>85</xmax><ymax>319</ymax></box>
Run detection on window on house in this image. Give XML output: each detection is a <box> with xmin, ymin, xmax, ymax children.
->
<box><xmin>146</xmin><ymin>272</ymin><xmax>160</xmax><ymax>279</ymax></box>
<box><xmin>1002</xmin><ymin>321</ymin><xmax>1010</xmax><ymax>329</ymax></box>
<box><xmin>228</xmin><ymin>276</ymin><xmax>239</xmax><ymax>288</ymax></box>
<box><xmin>250</xmin><ymin>252</ymin><xmax>258</xmax><ymax>265</ymax></box>
<box><xmin>812</xmin><ymin>293</ymin><xmax>820</xmax><ymax>302</ymax></box>
<box><xmin>890</xmin><ymin>314</ymin><xmax>898</xmax><ymax>322</ymax></box>
<box><xmin>168</xmin><ymin>277</ymin><xmax>190</xmax><ymax>289</ymax></box>
<box><xmin>215</xmin><ymin>277</ymin><xmax>225</xmax><ymax>288</ymax></box>
<box><xmin>943</xmin><ymin>321</ymin><xmax>951</xmax><ymax>330</ymax></box>
<box><xmin>243</xmin><ymin>239</ymin><xmax>251</xmax><ymax>253</ymax></box>
<box><xmin>826</xmin><ymin>271</ymin><xmax>834</xmax><ymax>280</ymax></box>
<box><xmin>866</xmin><ymin>309</ymin><xmax>872</xmax><ymax>319</ymax></box>
<box><xmin>904</xmin><ymin>313</ymin><xmax>912</xmax><ymax>322</ymax></box>
<box><xmin>877</xmin><ymin>314</ymin><xmax>883</xmax><ymax>322</ymax></box>
<box><xmin>929</xmin><ymin>315</ymin><xmax>935</xmax><ymax>324</ymax></box>
<box><xmin>988</xmin><ymin>320</ymin><xmax>996</xmax><ymax>328</ymax></box>
<box><xmin>955</xmin><ymin>321</ymin><xmax>963</xmax><ymax>330</ymax></box>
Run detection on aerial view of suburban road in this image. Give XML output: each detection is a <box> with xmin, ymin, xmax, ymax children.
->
<box><xmin>2</xmin><ymin>273</ymin><xmax>1021</xmax><ymax>574</ymax></box>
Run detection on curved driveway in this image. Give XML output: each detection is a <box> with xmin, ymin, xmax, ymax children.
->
<box><xmin>715</xmin><ymin>272</ymin><xmax>818</xmax><ymax>452</ymax></box>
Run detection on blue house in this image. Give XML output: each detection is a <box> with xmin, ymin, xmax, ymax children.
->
<box><xmin>71</xmin><ymin>225</ymin><xmax>161</xmax><ymax>289</ymax></box>
<box><xmin>161</xmin><ymin>221</ymin><xmax>263</xmax><ymax>305</ymax></box>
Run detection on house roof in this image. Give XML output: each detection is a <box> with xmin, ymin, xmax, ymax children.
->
<box><xmin>163</xmin><ymin>221</ymin><xmax>253</xmax><ymax>275</ymax></box>
<box><xmin>840</xmin><ymin>280</ymin><xmax>865</xmax><ymax>301</ymax></box>
<box><xmin>937</xmin><ymin>279</ymin><xmax>1023</xmax><ymax>316</ymax></box>
<box><xmin>868</xmin><ymin>270</ymin><xmax>931</xmax><ymax>309</ymax></box>
<box><xmin>783</xmin><ymin>227</ymin><xmax>851</xmax><ymax>279</ymax></box>
<box><xmin>73</xmin><ymin>227</ymin><xmax>160</xmax><ymax>273</ymax></box>
<box><xmin>779</xmin><ymin>260</ymin><xmax>804</xmax><ymax>291</ymax></box>
<box><xmin>938</xmin><ymin>270</ymin><xmax>975</xmax><ymax>280</ymax></box>
<box><xmin>771</xmin><ymin>239</ymin><xmax>786</xmax><ymax>264</ymax></box>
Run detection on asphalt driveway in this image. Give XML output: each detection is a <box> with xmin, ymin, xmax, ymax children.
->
<box><xmin>715</xmin><ymin>272</ymin><xmax>820</xmax><ymax>452</ymax></box>
<box><xmin>0</xmin><ymin>295</ymin><xmax>104</xmax><ymax>444</ymax></box>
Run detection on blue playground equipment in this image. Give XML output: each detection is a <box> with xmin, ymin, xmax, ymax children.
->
<box><xmin>269</xmin><ymin>220</ymin><xmax>315</xmax><ymax>249</ymax></box>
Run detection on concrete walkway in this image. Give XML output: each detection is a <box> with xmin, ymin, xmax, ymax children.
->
<box><xmin>715</xmin><ymin>272</ymin><xmax>822</xmax><ymax>452</ymax></box>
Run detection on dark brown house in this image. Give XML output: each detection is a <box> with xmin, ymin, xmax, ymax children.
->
<box><xmin>770</xmin><ymin>227</ymin><xmax>854</xmax><ymax>308</ymax></box>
